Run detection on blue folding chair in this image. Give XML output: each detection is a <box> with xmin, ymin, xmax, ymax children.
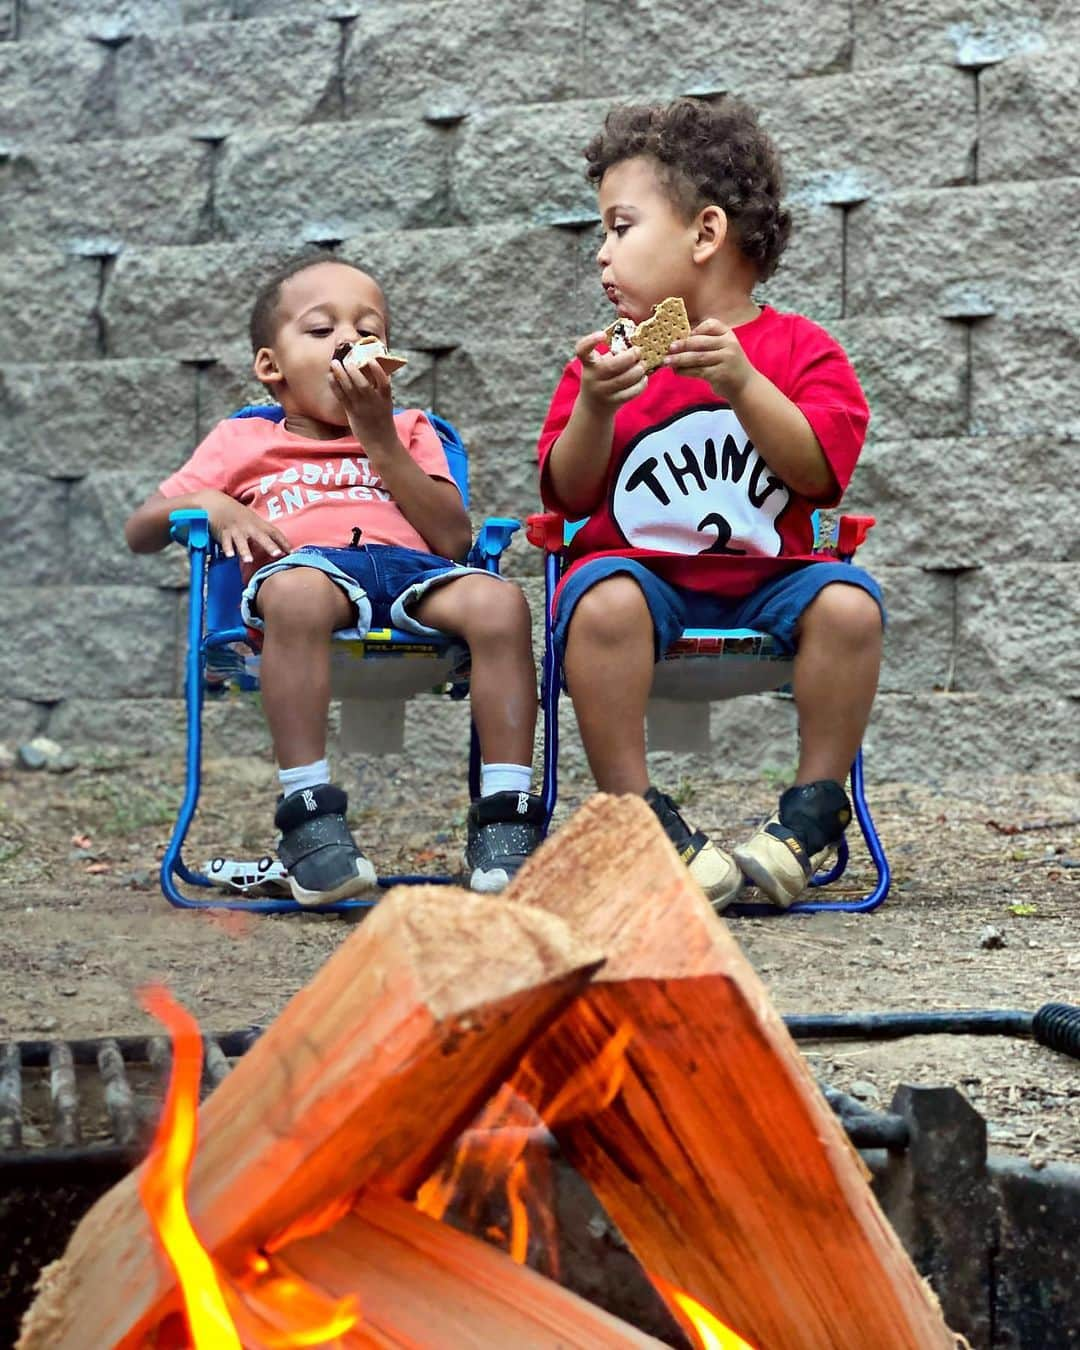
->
<box><xmin>161</xmin><ymin>404</ymin><xmax>521</xmax><ymax>914</ymax></box>
<box><xmin>526</xmin><ymin>509</ymin><xmax>890</xmax><ymax>915</ymax></box>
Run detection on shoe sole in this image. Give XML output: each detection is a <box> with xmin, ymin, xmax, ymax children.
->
<box><xmin>468</xmin><ymin>866</ymin><xmax>511</xmax><ymax>894</ymax></box>
<box><xmin>731</xmin><ymin>848</ymin><xmax>805</xmax><ymax>908</ymax></box>
<box><xmin>288</xmin><ymin>858</ymin><xmax>379</xmax><ymax>908</ymax></box>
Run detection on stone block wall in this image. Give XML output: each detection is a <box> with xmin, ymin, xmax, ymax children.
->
<box><xmin>1</xmin><ymin>0</ymin><xmax>1077</xmax><ymax>779</ymax></box>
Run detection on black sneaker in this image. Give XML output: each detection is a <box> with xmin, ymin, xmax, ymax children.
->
<box><xmin>644</xmin><ymin>786</ymin><xmax>744</xmax><ymax>910</ymax></box>
<box><xmin>465</xmin><ymin>791</ymin><xmax>546</xmax><ymax>893</ymax></box>
<box><xmin>274</xmin><ymin>784</ymin><xmax>377</xmax><ymax>906</ymax></box>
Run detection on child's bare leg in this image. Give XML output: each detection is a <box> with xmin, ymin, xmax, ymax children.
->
<box><xmin>413</xmin><ymin>574</ymin><xmax>537</xmax><ymax>764</ymax></box>
<box><xmin>562</xmin><ymin>575</ymin><xmax>655</xmax><ymax>794</ymax></box>
<box><xmin>255</xmin><ymin>568</ymin><xmax>355</xmax><ymax>768</ymax></box>
<box><xmin>792</xmin><ymin>583</ymin><xmax>883</xmax><ymax>782</ymax></box>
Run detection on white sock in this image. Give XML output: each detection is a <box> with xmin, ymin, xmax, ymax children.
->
<box><xmin>480</xmin><ymin>762</ymin><xmax>532</xmax><ymax>799</ymax></box>
<box><xmin>279</xmin><ymin>759</ymin><xmax>330</xmax><ymax>796</ymax></box>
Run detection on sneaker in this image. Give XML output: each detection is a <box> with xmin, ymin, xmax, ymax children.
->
<box><xmin>274</xmin><ymin>784</ymin><xmax>377</xmax><ymax>907</ymax></box>
<box><xmin>733</xmin><ymin>780</ymin><xmax>852</xmax><ymax>908</ymax></box>
<box><xmin>465</xmin><ymin>791</ymin><xmax>546</xmax><ymax>893</ymax></box>
<box><xmin>644</xmin><ymin>786</ymin><xmax>744</xmax><ymax>910</ymax></box>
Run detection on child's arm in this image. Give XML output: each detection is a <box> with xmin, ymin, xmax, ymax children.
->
<box><xmin>329</xmin><ymin>361</ymin><xmax>472</xmax><ymax>561</ymax></box>
<box><xmin>666</xmin><ymin>319</ymin><xmax>837</xmax><ymax>501</ymax></box>
<box><xmin>543</xmin><ymin>332</ymin><xmax>647</xmax><ymax>519</ymax></box>
<box><xmin>124</xmin><ymin>489</ymin><xmax>290</xmax><ymax>563</ymax></box>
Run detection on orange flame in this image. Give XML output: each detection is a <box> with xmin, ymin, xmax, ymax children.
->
<box><xmin>139</xmin><ymin>986</ymin><xmax>359</xmax><ymax>1348</ymax></box>
<box><xmin>416</xmin><ymin>1012</ymin><xmax>632</xmax><ymax>1276</ymax></box>
<box><xmin>652</xmin><ymin>1275</ymin><xmax>756</xmax><ymax>1350</ymax></box>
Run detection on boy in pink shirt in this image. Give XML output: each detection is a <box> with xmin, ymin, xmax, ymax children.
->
<box><xmin>127</xmin><ymin>257</ymin><xmax>543</xmax><ymax>905</ymax></box>
<box><xmin>538</xmin><ymin>98</ymin><xmax>884</xmax><ymax>910</ymax></box>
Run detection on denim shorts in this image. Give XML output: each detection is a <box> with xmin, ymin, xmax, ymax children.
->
<box><xmin>241</xmin><ymin>543</ymin><xmax>493</xmax><ymax>638</ymax></box>
<box><xmin>552</xmin><ymin>557</ymin><xmax>885</xmax><ymax>663</ymax></box>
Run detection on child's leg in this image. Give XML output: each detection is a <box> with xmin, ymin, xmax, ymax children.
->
<box><xmin>412</xmin><ymin>573</ymin><xmax>537</xmax><ymax>766</ymax></box>
<box><xmin>413</xmin><ymin>573</ymin><xmax>542</xmax><ymax>891</ymax></box>
<box><xmin>557</xmin><ymin>561</ymin><xmax>743</xmax><ymax>908</ymax></box>
<box><xmin>562</xmin><ymin>574</ymin><xmax>654</xmax><ymax>793</ymax></box>
<box><xmin>792</xmin><ymin>583</ymin><xmax>882</xmax><ymax>783</ymax></box>
<box><xmin>253</xmin><ymin>566</ymin><xmax>376</xmax><ymax>904</ymax></box>
<box><xmin>256</xmin><ymin>567</ymin><xmax>355</xmax><ymax>768</ymax></box>
<box><xmin>732</xmin><ymin>569</ymin><xmax>884</xmax><ymax>906</ymax></box>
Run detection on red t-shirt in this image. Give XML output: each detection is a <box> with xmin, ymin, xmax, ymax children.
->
<box><xmin>159</xmin><ymin>410</ymin><xmax>456</xmax><ymax>574</ymax></box>
<box><xmin>537</xmin><ymin>305</ymin><xmax>869</xmax><ymax>600</ymax></box>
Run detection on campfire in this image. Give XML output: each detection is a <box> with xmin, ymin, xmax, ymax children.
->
<box><xmin>18</xmin><ymin>796</ymin><xmax>956</xmax><ymax>1349</ymax></box>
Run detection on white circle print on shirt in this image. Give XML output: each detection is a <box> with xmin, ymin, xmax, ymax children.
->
<box><xmin>611</xmin><ymin>406</ymin><xmax>790</xmax><ymax>556</ymax></box>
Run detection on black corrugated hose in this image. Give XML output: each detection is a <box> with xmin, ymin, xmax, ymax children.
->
<box><xmin>783</xmin><ymin>1002</ymin><xmax>1080</xmax><ymax>1062</ymax></box>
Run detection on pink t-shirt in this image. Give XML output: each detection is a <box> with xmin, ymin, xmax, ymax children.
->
<box><xmin>158</xmin><ymin>410</ymin><xmax>457</xmax><ymax>564</ymax></box>
<box><xmin>537</xmin><ymin>305</ymin><xmax>869</xmax><ymax>600</ymax></box>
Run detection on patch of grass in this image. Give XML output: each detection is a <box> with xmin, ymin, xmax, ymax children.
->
<box><xmin>670</xmin><ymin>776</ymin><xmax>697</xmax><ymax>807</ymax></box>
<box><xmin>761</xmin><ymin>760</ymin><xmax>798</xmax><ymax>792</ymax></box>
<box><xmin>84</xmin><ymin>778</ymin><xmax>176</xmax><ymax>835</ymax></box>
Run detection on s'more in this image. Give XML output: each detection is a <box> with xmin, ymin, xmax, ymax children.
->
<box><xmin>604</xmin><ymin>296</ymin><xmax>691</xmax><ymax>374</ymax></box>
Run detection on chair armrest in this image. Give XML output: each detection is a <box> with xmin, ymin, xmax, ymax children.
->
<box><xmin>526</xmin><ymin>512</ymin><xmax>567</xmax><ymax>553</ymax></box>
<box><xmin>169</xmin><ymin>508</ymin><xmax>211</xmax><ymax>550</ymax></box>
<box><xmin>836</xmin><ymin>514</ymin><xmax>876</xmax><ymax>558</ymax></box>
<box><xmin>468</xmin><ymin>517</ymin><xmax>521</xmax><ymax>568</ymax></box>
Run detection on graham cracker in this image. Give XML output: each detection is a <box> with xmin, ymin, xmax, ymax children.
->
<box><xmin>333</xmin><ymin>337</ymin><xmax>409</xmax><ymax>376</ymax></box>
<box><xmin>604</xmin><ymin>296</ymin><xmax>691</xmax><ymax>374</ymax></box>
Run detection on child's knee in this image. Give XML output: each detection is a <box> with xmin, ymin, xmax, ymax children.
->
<box><xmin>803</xmin><ymin>583</ymin><xmax>882</xmax><ymax>644</ymax></box>
<box><xmin>566</xmin><ymin>575</ymin><xmax>649</xmax><ymax>649</ymax></box>
<box><xmin>455</xmin><ymin>575</ymin><xmax>532</xmax><ymax>641</ymax></box>
<box><xmin>257</xmin><ymin>568</ymin><xmax>342</xmax><ymax>628</ymax></box>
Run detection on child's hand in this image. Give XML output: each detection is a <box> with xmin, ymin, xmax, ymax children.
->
<box><xmin>576</xmin><ymin>331</ymin><xmax>647</xmax><ymax>409</ymax></box>
<box><xmin>665</xmin><ymin>319</ymin><xmax>755</xmax><ymax>399</ymax></box>
<box><xmin>329</xmin><ymin>357</ymin><xmax>396</xmax><ymax>444</ymax></box>
<box><xmin>202</xmin><ymin>494</ymin><xmax>290</xmax><ymax>564</ymax></box>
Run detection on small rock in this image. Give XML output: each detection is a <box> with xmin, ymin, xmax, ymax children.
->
<box><xmin>979</xmin><ymin>924</ymin><xmax>1007</xmax><ymax>950</ymax></box>
<box><xmin>867</xmin><ymin>934</ymin><xmax>885</xmax><ymax>945</ymax></box>
<box><xmin>45</xmin><ymin>749</ymin><xmax>79</xmax><ymax>774</ymax></box>
<box><xmin>849</xmin><ymin>1079</ymin><xmax>881</xmax><ymax>1103</ymax></box>
<box><xmin>17</xmin><ymin>736</ymin><xmax>64</xmax><ymax>771</ymax></box>
<box><xmin>38</xmin><ymin>1016</ymin><xmax>58</xmax><ymax>1032</ymax></box>
<box><xmin>59</xmin><ymin>986</ymin><xmax>78</xmax><ymax>997</ymax></box>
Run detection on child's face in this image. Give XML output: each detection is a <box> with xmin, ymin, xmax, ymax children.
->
<box><xmin>255</xmin><ymin>262</ymin><xmax>390</xmax><ymax>428</ymax></box>
<box><xmin>596</xmin><ymin>157</ymin><xmax>699</xmax><ymax>324</ymax></box>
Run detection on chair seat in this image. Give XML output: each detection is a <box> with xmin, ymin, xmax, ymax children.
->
<box><xmin>654</xmin><ymin>626</ymin><xmax>793</xmax><ymax>702</ymax></box>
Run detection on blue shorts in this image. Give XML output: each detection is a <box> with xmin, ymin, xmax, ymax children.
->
<box><xmin>552</xmin><ymin>558</ymin><xmax>885</xmax><ymax>663</ymax></box>
<box><xmin>241</xmin><ymin>543</ymin><xmax>492</xmax><ymax>638</ymax></box>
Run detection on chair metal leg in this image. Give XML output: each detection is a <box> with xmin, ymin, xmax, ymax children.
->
<box><xmin>539</xmin><ymin>549</ymin><xmax>562</xmax><ymax>834</ymax></box>
<box><xmin>789</xmin><ymin>747</ymin><xmax>890</xmax><ymax>913</ymax></box>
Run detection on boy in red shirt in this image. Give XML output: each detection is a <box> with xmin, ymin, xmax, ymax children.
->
<box><xmin>538</xmin><ymin>98</ymin><xmax>884</xmax><ymax>910</ymax></box>
<box><xmin>127</xmin><ymin>257</ymin><xmax>544</xmax><ymax>905</ymax></box>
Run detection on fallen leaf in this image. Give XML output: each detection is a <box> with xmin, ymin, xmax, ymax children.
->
<box><xmin>71</xmin><ymin>833</ymin><xmax>92</xmax><ymax>849</ymax></box>
<box><xmin>84</xmin><ymin>862</ymin><xmax>111</xmax><ymax>874</ymax></box>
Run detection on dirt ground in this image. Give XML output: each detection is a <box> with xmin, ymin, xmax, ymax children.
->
<box><xmin>1</xmin><ymin>749</ymin><xmax>1077</xmax><ymax>1165</ymax></box>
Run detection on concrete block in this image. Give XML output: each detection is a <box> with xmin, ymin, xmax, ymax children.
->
<box><xmin>0</xmin><ymin>702</ymin><xmax>43</xmax><ymax>744</ymax></box>
<box><xmin>954</xmin><ymin>563</ymin><xmax>1080</xmax><ymax>695</ymax></box>
<box><xmin>113</xmin><ymin>19</ymin><xmax>340</xmax><ymax>138</ymax></box>
<box><xmin>757</xmin><ymin>64</ymin><xmax>975</xmax><ymax>201</ymax></box>
<box><xmin>0</xmin><ymin>37</ymin><xmax>108</xmax><ymax>143</ymax></box>
<box><xmin>68</xmin><ymin>471</ymin><xmax>190</xmax><ymax>587</ymax></box>
<box><xmin>582</xmin><ymin>0</ymin><xmax>851</xmax><ymax>92</ymax></box>
<box><xmin>0</xmin><ymin>360</ymin><xmax>198</xmax><ymax>478</ymax></box>
<box><xmin>46</xmin><ymin>692</ymin><xmax>271</xmax><ymax>754</ymax></box>
<box><xmin>757</xmin><ymin>202</ymin><xmax>845</xmax><ymax>323</ymax></box>
<box><xmin>852</xmin><ymin>0</ymin><xmax>1080</xmax><ymax>70</ymax></box>
<box><xmin>435</xmin><ymin>340</ymin><xmax>568</xmax><ymax>520</ymax></box>
<box><xmin>876</xmin><ymin>565</ymin><xmax>954</xmax><ymax>694</ymax></box>
<box><xmin>0</xmin><ymin>137</ymin><xmax>209</xmax><ymax>253</ymax></box>
<box><xmin>980</xmin><ymin>49</ymin><xmax>1080</xmax><ymax>183</ymax></box>
<box><xmin>215</xmin><ymin>120</ymin><xmax>448</xmax><ymax>242</ymax></box>
<box><xmin>344</xmin><ymin>0</ymin><xmax>586</xmax><ymax>118</ymax></box>
<box><xmin>0</xmin><ymin>1</ymin><xmax>14</xmax><ymax>39</ymax></box>
<box><xmin>970</xmin><ymin>309</ymin><xmax>1080</xmax><ymax>440</ymax></box>
<box><xmin>863</xmin><ymin>691</ymin><xmax>1078</xmax><ymax>777</ymax></box>
<box><xmin>845</xmin><ymin>180</ymin><xmax>1080</xmax><ymax>316</ymax></box>
<box><xmin>15</xmin><ymin>1</ymin><xmax>230</xmax><ymax>41</ymax></box>
<box><xmin>833</xmin><ymin>316</ymin><xmax>967</xmax><ymax>441</ymax></box>
<box><xmin>454</xmin><ymin>100</ymin><xmax>612</xmax><ymax>225</ymax></box>
<box><xmin>0</xmin><ymin>253</ymin><xmax>99</xmax><ymax>364</ymax></box>
<box><xmin>101</xmin><ymin>242</ymin><xmax>298</xmax><ymax>359</ymax></box>
<box><xmin>101</xmin><ymin>228</ymin><xmax>579</xmax><ymax>357</ymax></box>
<box><xmin>0</xmin><ymin>586</ymin><xmax>178</xmax><ymax>700</ymax></box>
<box><xmin>843</xmin><ymin>435</ymin><xmax>1080</xmax><ymax>569</ymax></box>
<box><xmin>0</xmin><ymin>473</ymin><xmax>69</xmax><ymax>584</ymax></box>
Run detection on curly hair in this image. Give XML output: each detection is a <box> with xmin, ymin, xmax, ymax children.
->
<box><xmin>248</xmin><ymin>253</ymin><xmax>384</xmax><ymax>353</ymax></box>
<box><xmin>584</xmin><ymin>97</ymin><xmax>792</xmax><ymax>281</ymax></box>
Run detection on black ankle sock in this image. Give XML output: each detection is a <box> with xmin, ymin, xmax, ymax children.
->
<box><xmin>777</xmin><ymin>780</ymin><xmax>851</xmax><ymax>855</ymax></box>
